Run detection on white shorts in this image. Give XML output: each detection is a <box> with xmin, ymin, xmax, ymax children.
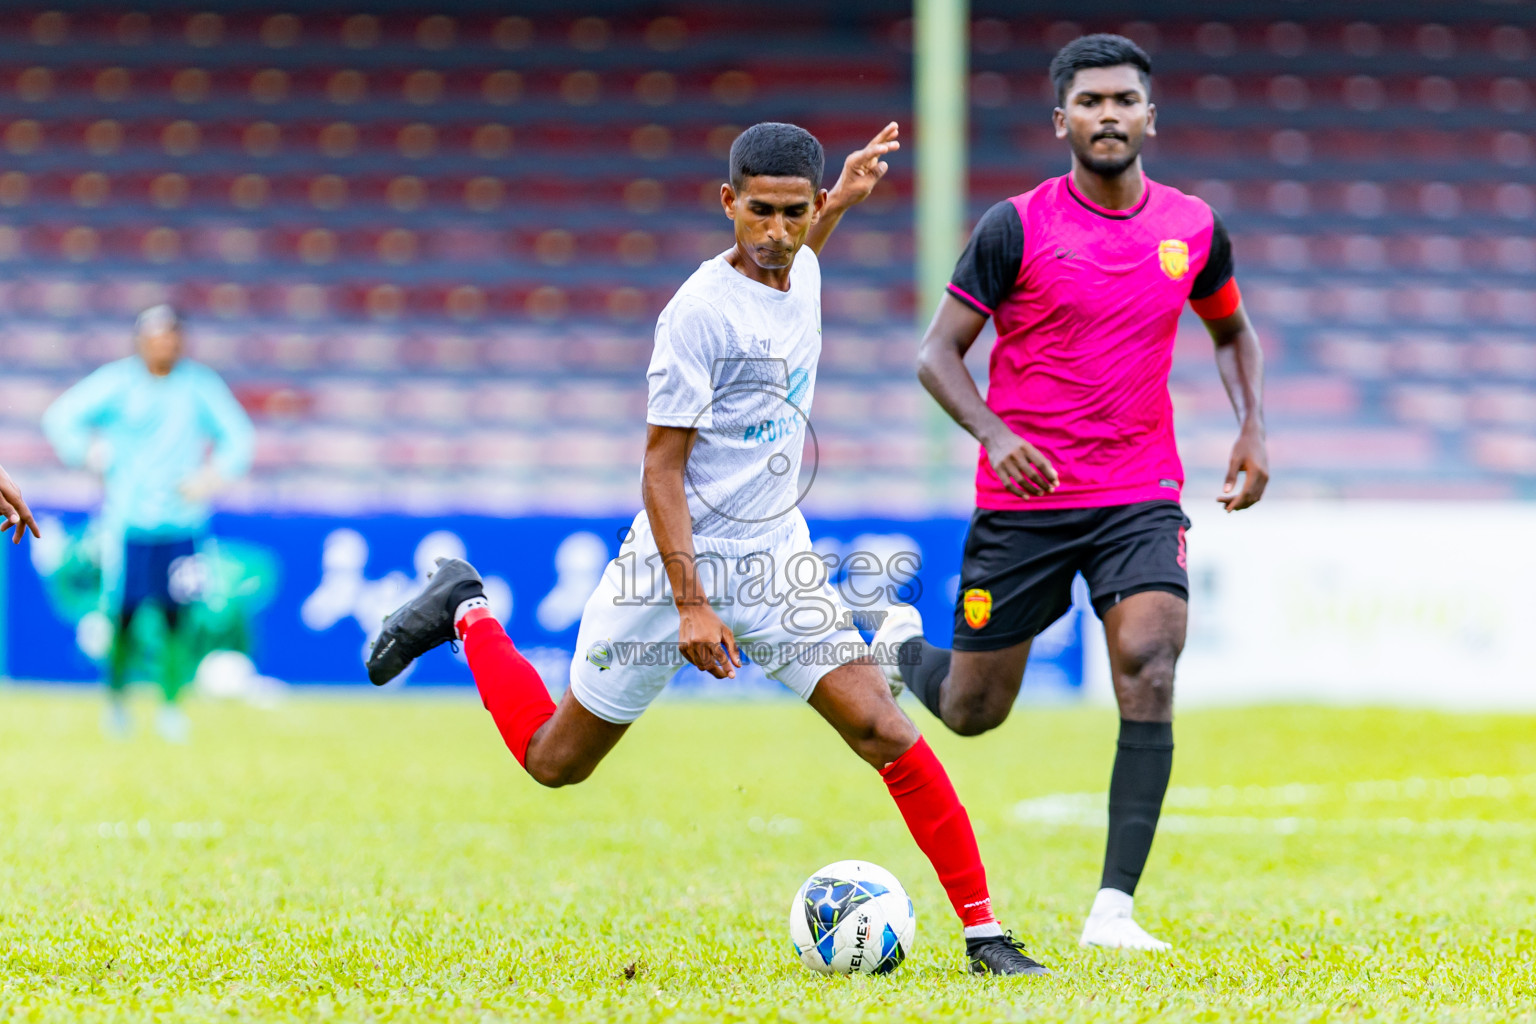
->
<box><xmin>569</xmin><ymin>510</ymin><xmax>869</xmax><ymax>724</ymax></box>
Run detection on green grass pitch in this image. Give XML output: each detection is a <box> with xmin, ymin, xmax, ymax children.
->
<box><xmin>1</xmin><ymin>689</ymin><xmax>1534</xmax><ymax>1022</ymax></box>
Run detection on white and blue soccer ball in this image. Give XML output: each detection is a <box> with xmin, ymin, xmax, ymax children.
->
<box><xmin>789</xmin><ymin>860</ymin><xmax>915</xmax><ymax>975</ymax></box>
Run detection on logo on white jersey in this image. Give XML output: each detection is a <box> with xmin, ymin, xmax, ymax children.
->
<box><xmin>685</xmin><ymin>356</ymin><xmax>820</xmax><ymax>527</ymax></box>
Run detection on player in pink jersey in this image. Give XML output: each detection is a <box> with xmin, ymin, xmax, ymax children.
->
<box><xmin>874</xmin><ymin>35</ymin><xmax>1268</xmax><ymax>951</ymax></box>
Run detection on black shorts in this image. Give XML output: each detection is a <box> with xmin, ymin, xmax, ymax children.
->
<box><xmin>952</xmin><ymin>500</ymin><xmax>1190</xmax><ymax>652</ymax></box>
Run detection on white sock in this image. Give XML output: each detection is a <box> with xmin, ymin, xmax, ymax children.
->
<box><xmin>1081</xmin><ymin>887</ymin><xmax>1170</xmax><ymax>951</ymax></box>
<box><xmin>1088</xmin><ymin>887</ymin><xmax>1135</xmax><ymax>919</ymax></box>
<box><xmin>454</xmin><ymin>597</ymin><xmax>489</xmax><ymax>624</ymax></box>
<box><xmin>963</xmin><ymin>922</ymin><xmax>1004</xmax><ymax>940</ymax></box>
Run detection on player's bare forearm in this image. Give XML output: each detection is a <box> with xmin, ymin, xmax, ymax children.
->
<box><xmin>1206</xmin><ymin>303</ymin><xmax>1265</xmax><ymax>430</ymax></box>
<box><xmin>640</xmin><ymin>424</ymin><xmax>741</xmax><ymax>677</ymax></box>
<box><xmin>805</xmin><ymin>122</ymin><xmax>899</xmax><ymax>256</ymax></box>
<box><xmin>917</xmin><ymin>296</ymin><xmax>998</xmax><ymax>438</ymax></box>
<box><xmin>1202</xmin><ymin>302</ymin><xmax>1269</xmax><ymax>511</ymax></box>
<box><xmin>918</xmin><ymin>296</ymin><xmax>1058</xmax><ymax>497</ymax></box>
<box><xmin>803</xmin><ymin>206</ymin><xmax>849</xmax><ymax>255</ymax></box>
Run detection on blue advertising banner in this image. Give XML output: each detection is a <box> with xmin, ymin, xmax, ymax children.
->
<box><xmin>5</xmin><ymin>512</ymin><xmax>1085</xmax><ymax>696</ymax></box>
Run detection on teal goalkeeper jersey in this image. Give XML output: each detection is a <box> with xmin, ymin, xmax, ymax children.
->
<box><xmin>42</xmin><ymin>356</ymin><xmax>255</xmax><ymax>538</ymax></box>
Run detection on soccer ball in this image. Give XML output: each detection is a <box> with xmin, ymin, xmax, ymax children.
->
<box><xmin>788</xmin><ymin>860</ymin><xmax>915</xmax><ymax>975</ymax></box>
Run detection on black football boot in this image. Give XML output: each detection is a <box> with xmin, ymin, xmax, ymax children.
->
<box><xmin>366</xmin><ymin>557</ymin><xmax>484</xmax><ymax>686</ymax></box>
<box><xmin>967</xmin><ymin>933</ymin><xmax>1052</xmax><ymax>976</ymax></box>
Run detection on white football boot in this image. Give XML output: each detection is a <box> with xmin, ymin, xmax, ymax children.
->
<box><xmin>1079</xmin><ymin>888</ymin><xmax>1172</xmax><ymax>951</ymax></box>
<box><xmin>156</xmin><ymin>705</ymin><xmax>191</xmax><ymax>745</ymax></box>
<box><xmin>871</xmin><ymin>603</ymin><xmax>924</xmax><ymax>698</ymax></box>
<box><xmin>101</xmin><ymin>700</ymin><xmax>132</xmax><ymax>740</ymax></box>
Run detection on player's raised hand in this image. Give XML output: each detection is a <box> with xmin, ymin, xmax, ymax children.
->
<box><xmin>1218</xmin><ymin>428</ymin><xmax>1269</xmax><ymax>512</ymax></box>
<box><xmin>985</xmin><ymin>431</ymin><xmax>1059</xmax><ymax>499</ymax></box>
<box><xmin>676</xmin><ymin>602</ymin><xmax>742</xmax><ymax>680</ymax></box>
<box><xmin>828</xmin><ymin>122</ymin><xmax>900</xmax><ymax>208</ymax></box>
<box><xmin>0</xmin><ymin>463</ymin><xmax>40</xmax><ymax>544</ymax></box>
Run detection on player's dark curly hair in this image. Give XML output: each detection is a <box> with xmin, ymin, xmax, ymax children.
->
<box><xmin>1049</xmin><ymin>33</ymin><xmax>1152</xmax><ymax>105</ymax></box>
<box><xmin>728</xmin><ymin>122</ymin><xmax>825</xmax><ymax>190</ymax></box>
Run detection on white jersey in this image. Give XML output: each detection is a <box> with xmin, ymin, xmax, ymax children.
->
<box><xmin>574</xmin><ymin>247</ymin><xmax>868</xmax><ymax>722</ymax></box>
<box><xmin>646</xmin><ymin>247</ymin><xmax>822</xmax><ymax>540</ymax></box>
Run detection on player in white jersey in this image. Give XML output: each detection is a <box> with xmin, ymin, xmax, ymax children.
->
<box><xmin>368</xmin><ymin>122</ymin><xmax>1047</xmax><ymax>974</ymax></box>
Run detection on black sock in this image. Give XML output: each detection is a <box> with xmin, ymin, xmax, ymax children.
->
<box><xmin>897</xmin><ymin>638</ymin><xmax>952</xmax><ymax>720</ymax></box>
<box><xmin>1101</xmin><ymin>719</ymin><xmax>1174</xmax><ymax>896</ymax></box>
<box><xmin>446</xmin><ymin>579</ymin><xmax>485</xmax><ymax>616</ymax></box>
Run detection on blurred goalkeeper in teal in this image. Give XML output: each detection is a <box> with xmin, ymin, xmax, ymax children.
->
<box><xmin>42</xmin><ymin>305</ymin><xmax>254</xmax><ymax>741</ymax></box>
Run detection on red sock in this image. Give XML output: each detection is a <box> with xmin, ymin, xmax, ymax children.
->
<box><xmin>459</xmin><ymin>609</ymin><xmax>555</xmax><ymax>769</ymax></box>
<box><xmin>880</xmin><ymin>736</ymin><xmax>997</xmax><ymax>929</ymax></box>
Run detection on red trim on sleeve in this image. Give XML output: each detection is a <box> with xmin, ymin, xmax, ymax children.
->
<box><xmin>946</xmin><ymin>283</ymin><xmax>993</xmax><ymax>316</ymax></box>
<box><xmin>1190</xmin><ymin>277</ymin><xmax>1240</xmax><ymax>320</ymax></box>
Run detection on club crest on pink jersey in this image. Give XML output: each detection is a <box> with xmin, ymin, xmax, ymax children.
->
<box><xmin>1158</xmin><ymin>239</ymin><xmax>1190</xmax><ymax>280</ymax></box>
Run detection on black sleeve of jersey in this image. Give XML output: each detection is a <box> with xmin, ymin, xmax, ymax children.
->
<box><xmin>1188</xmin><ymin>209</ymin><xmax>1235</xmax><ymax>300</ymax></box>
<box><xmin>947</xmin><ymin>200</ymin><xmax>1024</xmax><ymax>316</ymax></box>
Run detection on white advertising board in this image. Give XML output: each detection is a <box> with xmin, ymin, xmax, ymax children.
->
<box><xmin>1081</xmin><ymin>502</ymin><xmax>1536</xmax><ymax>710</ymax></box>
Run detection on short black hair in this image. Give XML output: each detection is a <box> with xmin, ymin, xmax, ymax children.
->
<box><xmin>728</xmin><ymin>122</ymin><xmax>824</xmax><ymax>190</ymax></box>
<box><xmin>1049</xmin><ymin>33</ymin><xmax>1152</xmax><ymax>105</ymax></box>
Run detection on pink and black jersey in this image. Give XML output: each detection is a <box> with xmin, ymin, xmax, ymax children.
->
<box><xmin>947</xmin><ymin>173</ymin><xmax>1238</xmax><ymax>511</ymax></box>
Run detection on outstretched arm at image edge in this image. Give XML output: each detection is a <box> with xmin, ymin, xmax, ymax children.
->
<box><xmin>0</xmin><ymin>463</ymin><xmax>39</xmax><ymax>543</ymax></box>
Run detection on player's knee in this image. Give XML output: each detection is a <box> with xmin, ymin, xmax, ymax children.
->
<box><xmin>1120</xmin><ymin>635</ymin><xmax>1180</xmax><ymax>678</ymax></box>
<box><xmin>526</xmin><ymin>754</ymin><xmax>594</xmax><ymax>789</ymax></box>
<box><xmin>846</xmin><ymin>705</ymin><xmax>919</xmax><ymax>768</ymax></box>
<box><xmin>1132</xmin><ymin>673</ymin><xmax>1175</xmax><ymax>715</ymax></box>
<box><xmin>944</xmin><ymin>689</ymin><xmax>1010</xmax><ymax>737</ymax></box>
<box><xmin>873</xmin><ymin>709</ymin><xmax>918</xmax><ymax>751</ymax></box>
<box><xmin>948</xmin><ymin>709</ymin><xmax>1005</xmax><ymax>737</ymax></box>
<box><xmin>1116</xmin><ymin>636</ymin><xmax>1180</xmax><ymax>707</ymax></box>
